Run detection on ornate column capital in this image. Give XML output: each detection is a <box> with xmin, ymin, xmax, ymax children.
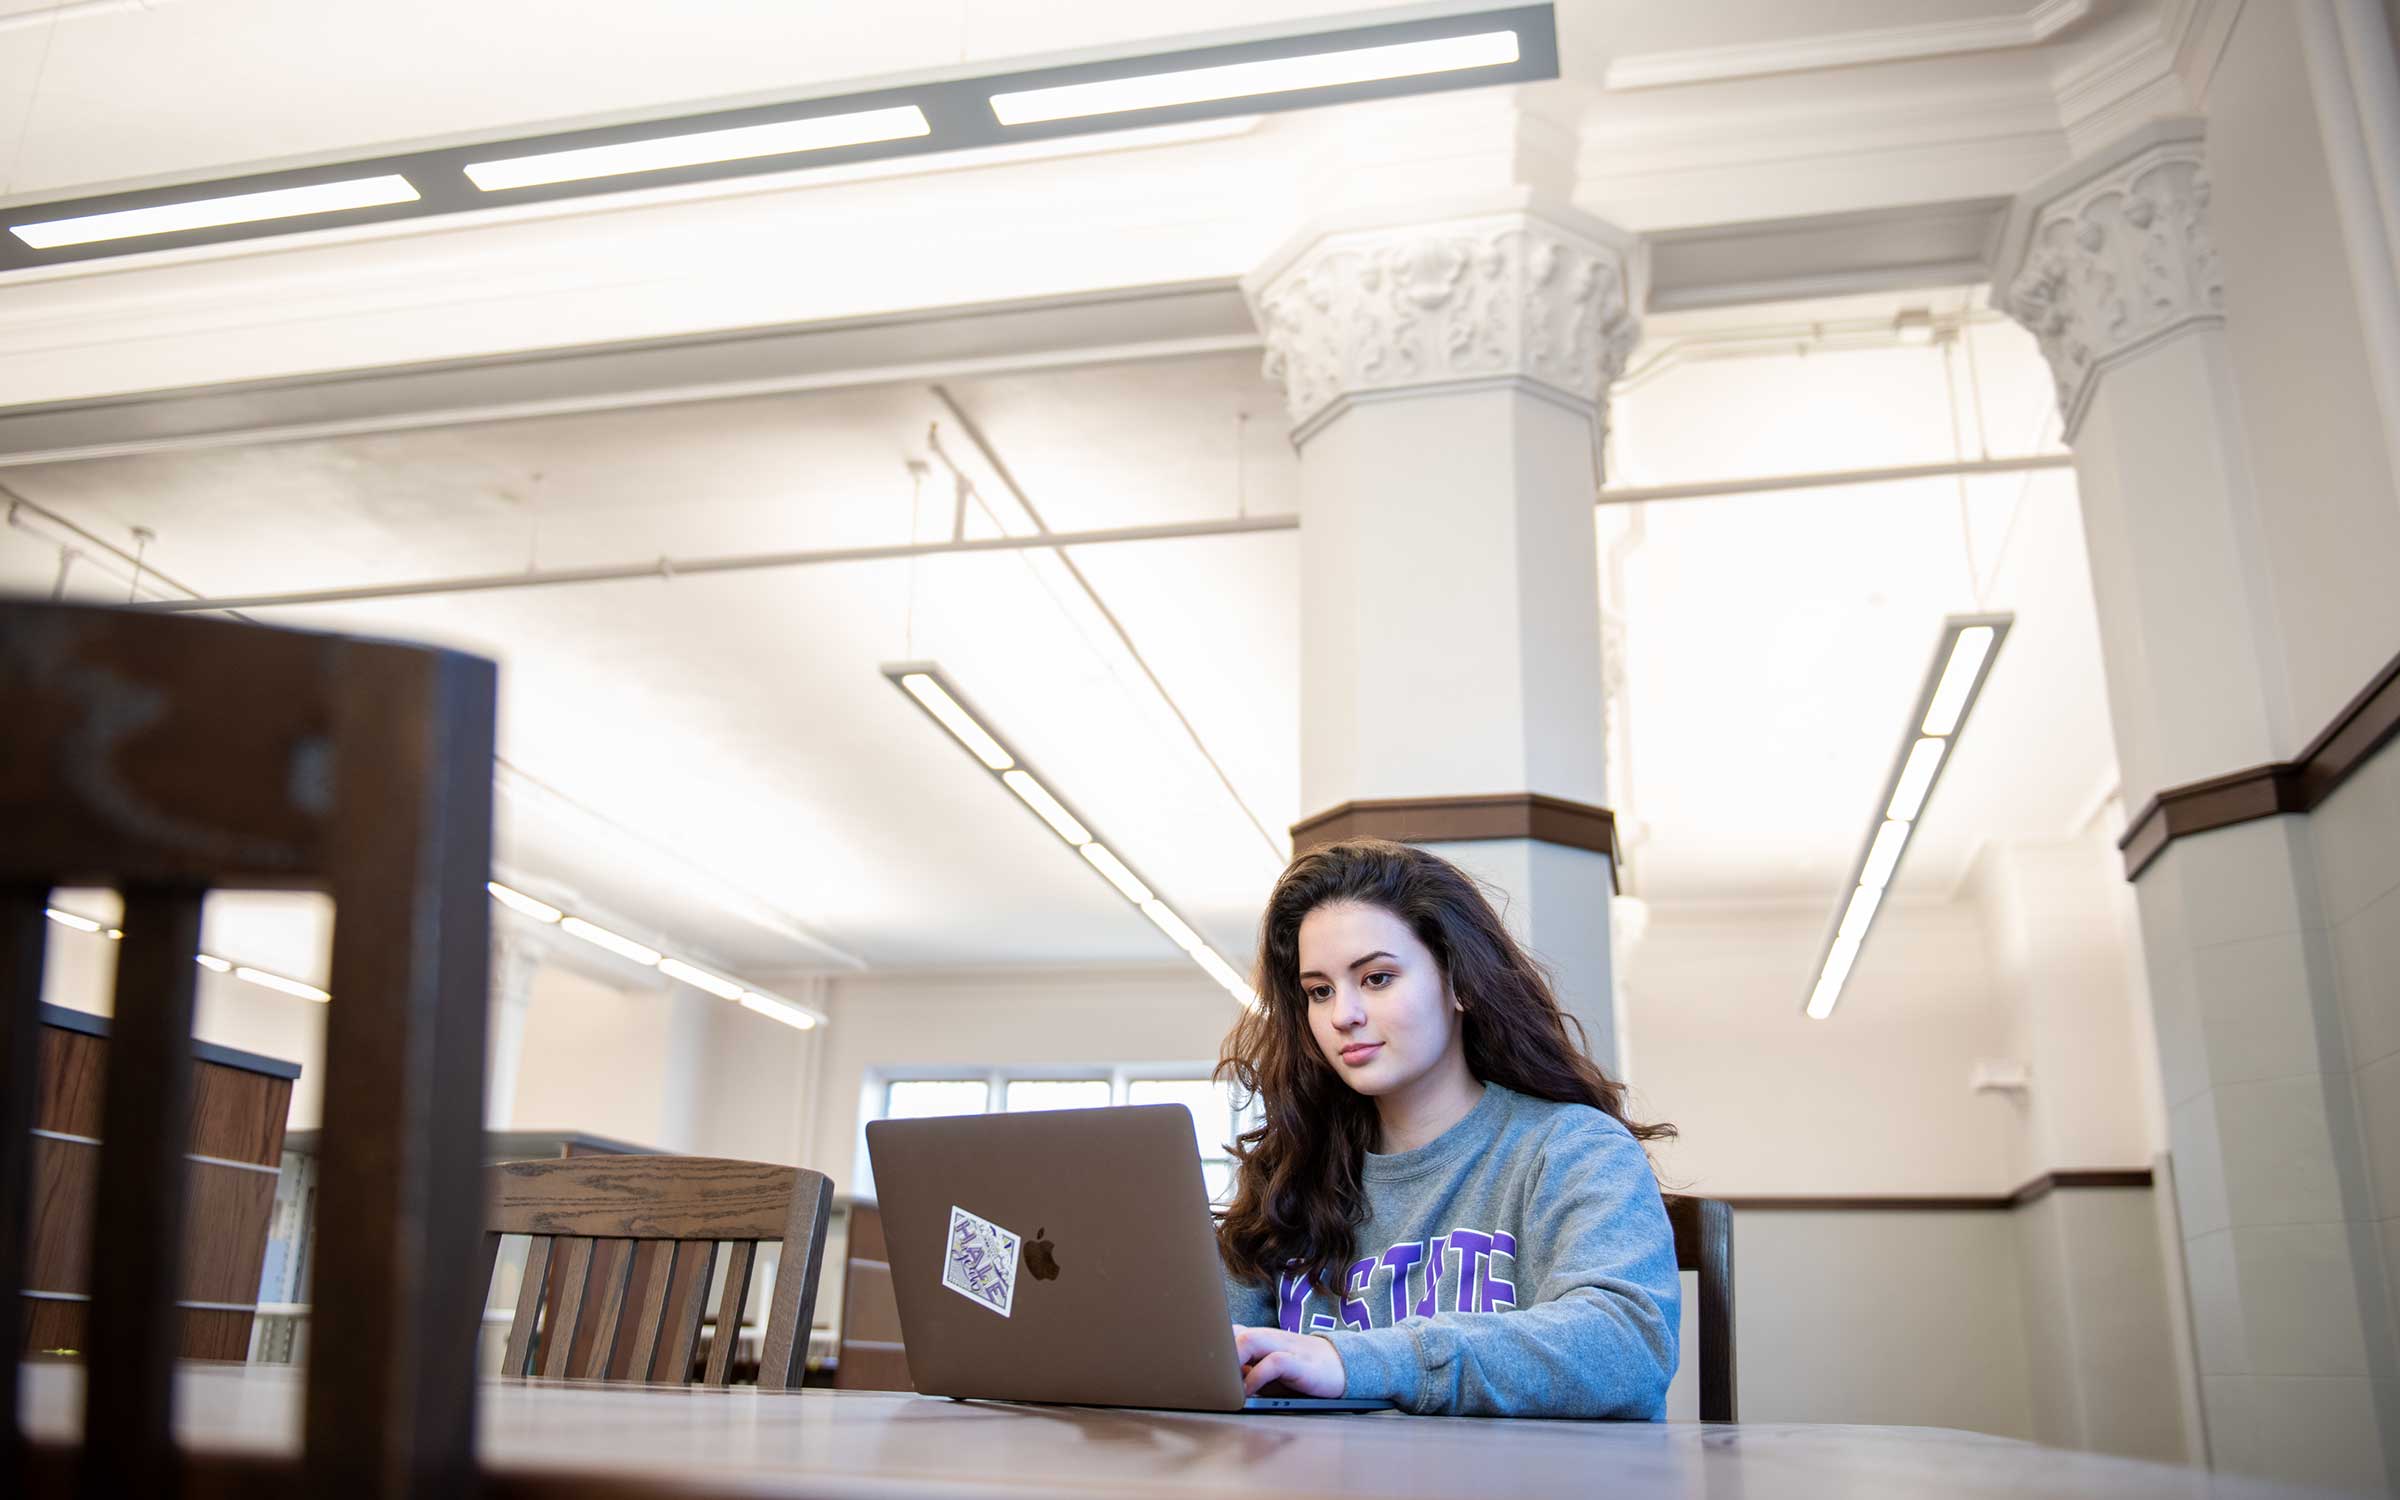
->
<box><xmin>1994</xmin><ymin>117</ymin><xmax>2224</xmax><ymax>439</ymax></box>
<box><xmin>1243</xmin><ymin>200</ymin><xmax>1642</xmax><ymax>447</ymax></box>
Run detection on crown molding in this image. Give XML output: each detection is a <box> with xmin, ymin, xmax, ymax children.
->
<box><xmin>2049</xmin><ymin>0</ymin><xmax>2245</xmax><ymax>156</ymax></box>
<box><xmin>1601</xmin><ymin>0</ymin><xmax>2092</xmax><ymax>91</ymax></box>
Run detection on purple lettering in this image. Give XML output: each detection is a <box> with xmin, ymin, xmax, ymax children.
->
<box><xmin>1412</xmin><ymin>1236</ymin><xmax>1448</xmax><ymax>1319</ymax></box>
<box><xmin>1277</xmin><ymin>1270</ymin><xmax>1311</xmax><ymax>1334</ymax></box>
<box><xmin>1378</xmin><ymin>1242</ymin><xmax>1425</xmax><ymax>1323</ymax></box>
<box><xmin>1340</xmin><ymin>1256</ymin><xmax>1376</xmax><ymax>1331</ymax></box>
<box><xmin>1307</xmin><ymin>1312</ymin><xmax>1340</xmax><ymax>1333</ymax></box>
<box><xmin>1448</xmin><ymin>1230</ymin><xmax>1493</xmax><ymax>1313</ymax></box>
<box><xmin>1482</xmin><ymin>1231</ymin><xmax>1517</xmax><ymax>1311</ymax></box>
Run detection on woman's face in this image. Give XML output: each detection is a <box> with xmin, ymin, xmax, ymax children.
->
<box><xmin>1294</xmin><ymin>900</ymin><xmax>1461</xmax><ymax>1099</ymax></box>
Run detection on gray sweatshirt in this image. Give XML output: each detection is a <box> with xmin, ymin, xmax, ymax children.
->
<box><xmin>1221</xmin><ymin>1081</ymin><xmax>1679</xmax><ymax>1419</ymax></box>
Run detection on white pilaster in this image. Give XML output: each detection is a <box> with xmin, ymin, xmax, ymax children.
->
<box><xmin>1248</xmin><ymin>200</ymin><xmax>1635</xmax><ymax>1068</ymax></box>
<box><xmin>1997</xmin><ymin>116</ymin><xmax>2397</xmax><ymax>1491</ymax></box>
<box><xmin>485</xmin><ymin>919</ymin><xmax>549</xmax><ymax>1128</ymax></box>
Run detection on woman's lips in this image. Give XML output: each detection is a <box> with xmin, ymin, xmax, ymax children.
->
<box><xmin>1339</xmin><ymin>1042</ymin><xmax>1382</xmax><ymax>1066</ymax></box>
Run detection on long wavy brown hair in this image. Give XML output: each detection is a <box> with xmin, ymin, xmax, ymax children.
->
<box><xmin>1215</xmin><ymin>837</ymin><xmax>1673</xmax><ymax>1298</ymax></box>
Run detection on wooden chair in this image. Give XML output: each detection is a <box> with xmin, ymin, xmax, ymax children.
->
<box><xmin>2</xmin><ymin>601</ymin><xmax>497</xmax><ymax>1498</ymax></box>
<box><xmin>1662</xmin><ymin>1193</ymin><xmax>1737</xmax><ymax>1422</ymax></box>
<box><xmin>484</xmin><ymin>1155</ymin><xmax>832</xmax><ymax>1390</ymax></box>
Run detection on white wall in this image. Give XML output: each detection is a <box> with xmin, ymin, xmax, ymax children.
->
<box><xmin>806</xmin><ymin>965</ymin><xmax>1240</xmax><ymax>1196</ymax></box>
<box><xmin>1624</xmin><ymin>899</ymin><xmax>2018</xmax><ymax>1196</ymax></box>
<box><xmin>1974</xmin><ymin>830</ymin><xmax>2165</xmax><ymax>1178</ymax></box>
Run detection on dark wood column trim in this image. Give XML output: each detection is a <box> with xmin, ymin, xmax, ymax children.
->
<box><xmin>1288</xmin><ymin>794</ymin><xmax>1620</xmax><ymax>891</ymax></box>
<box><xmin>1719</xmin><ymin>1167</ymin><xmax>2154</xmax><ymax>1213</ymax></box>
<box><xmin>2120</xmin><ymin>644</ymin><xmax>2400</xmax><ymax>878</ymax></box>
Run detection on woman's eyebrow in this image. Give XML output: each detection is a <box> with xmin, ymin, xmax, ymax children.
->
<box><xmin>1297</xmin><ymin>950</ymin><xmax>1397</xmax><ymax>981</ymax></box>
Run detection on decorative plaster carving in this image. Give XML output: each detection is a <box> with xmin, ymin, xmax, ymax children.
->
<box><xmin>1998</xmin><ymin>136</ymin><xmax>2223</xmax><ymax>436</ymax></box>
<box><xmin>1248</xmin><ymin>214</ymin><xmax>1639</xmax><ymax>442</ymax></box>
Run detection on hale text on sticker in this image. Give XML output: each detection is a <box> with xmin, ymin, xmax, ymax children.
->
<box><xmin>942</xmin><ymin>1204</ymin><xmax>1021</xmax><ymax>1317</ymax></box>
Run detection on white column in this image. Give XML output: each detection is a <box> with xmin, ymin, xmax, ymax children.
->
<box><xmin>485</xmin><ymin>920</ymin><xmax>548</xmax><ymax>1128</ymax></box>
<box><xmin>1247</xmin><ymin>202</ymin><xmax>1638</xmax><ymax>1068</ymax></box>
<box><xmin>1998</xmin><ymin>118</ymin><xmax>2396</xmax><ymax>1491</ymax></box>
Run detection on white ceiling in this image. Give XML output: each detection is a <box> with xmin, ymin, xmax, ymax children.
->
<box><xmin>0</xmin><ymin>283</ymin><xmax>2117</xmax><ymax>975</ymax></box>
<box><xmin>1</xmin><ymin>354</ymin><xmax>1304</xmax><ymax>973</ymax></box>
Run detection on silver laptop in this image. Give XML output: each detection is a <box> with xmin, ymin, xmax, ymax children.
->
<box><xmin>865</xmin><ymin>1103</ymin><xmax>1391</xmax><ymax>1412</ymax></box>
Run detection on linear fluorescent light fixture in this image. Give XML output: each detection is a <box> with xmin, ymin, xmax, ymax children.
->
<box><xmin>741</xmin><ymin>990</ymin><xmax>820</xmax><ymax>1031</ymax></box>
<box><xmin>10</xmin><ymin>174</ymin><xmax>420</xmax><ymax>250</ymax></box>
<box><xmin>559</xmin><ymin>915</ymin><xmax>663</xmax><ymax>967</ymax></box>
<box><xmin>464</xmin><ymin>106</ymin><xmax>930</xmax><ymax>191</ymax></box>
<box><xmin>1804</xmin><ymin>614</ymin><xmax>2011</xmax><ymax>1021</ymax></box>
<box><xmin>487</xmin><ymin>880</ymin><xmax>563</xmax><ymax>923</ymax></box>
<box><xmin>883</xmin><ymin>660</ymin><xmax>1259</xmax><ymax>1009</ymax></box>
<box><xmin>989</xmin><ymin>29</ymin><xmax>1519</xmax><ymax>124</ymax></box>
<box><xmin>485</xmin><ymin>878</ymin><xmax>829</xmax><ymax>1028</ymax></box>
<box><xmin>0</xmin><ymin>5</ymin><xmax>1553</xmax><ymax>270</ymax></box>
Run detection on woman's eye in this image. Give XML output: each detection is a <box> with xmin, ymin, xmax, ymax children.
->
<box><xmin>1363</xmin><ymin>971</ymin><xmax>1393</xmax><ymax>989</ymax></box>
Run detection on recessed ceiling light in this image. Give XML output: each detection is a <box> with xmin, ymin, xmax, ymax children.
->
<box><xmin>0</xmin><ymin>7</ymin><xmax>1555</xmax><ymax>269</ymax></box>
<box><xmin>10</xmin><ymin>175</ymin><xmax>419</xmax><ymax>249</ymax></box>
<box><xmin>989</xmin><ymin>29</ymin><xmax>1520</xmax><ymax>125</ymax></box>
<box><xmin>465</xmin><ymin>106</ymin><xmax>930</xmax><ymax>191</ymax></box>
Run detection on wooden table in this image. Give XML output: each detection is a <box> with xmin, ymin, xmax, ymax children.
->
<box><xmin>18</xmin><ymin>1361</ymin><xmax>2349</xmax><ymax>1499</ymax></box>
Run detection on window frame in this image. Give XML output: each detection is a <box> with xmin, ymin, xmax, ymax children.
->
<box><xmin>857</xmin><ymin>1063</ymin><xmax>1258</xmax><ymax>1200</ymax></box>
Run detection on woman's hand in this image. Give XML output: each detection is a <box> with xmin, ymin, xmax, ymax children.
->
<box><xmin>1232</xmin><ymin>1324</ymin><xmax>1347</xmax><ymax>1398</ymax></box>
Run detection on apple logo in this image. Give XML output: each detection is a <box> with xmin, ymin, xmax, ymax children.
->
<box><xmin>1024</xmin><ymin>1227</ymin><xmax>1060</xmax><ymax>1281</ymax></box>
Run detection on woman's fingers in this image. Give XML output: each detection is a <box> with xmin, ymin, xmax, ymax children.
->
<box><xmin>1243</xmin><ymin>1351</ymin><xmax>1288</xmax><ymax>1396</ymax></box>
<box><xmin>1233</xmin><ymin>1324</ymin><xmax>1290</xmax><ymax>1363</ymax></box>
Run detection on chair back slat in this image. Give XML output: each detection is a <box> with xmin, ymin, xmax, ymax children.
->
<box><xmin>624</xmin><ymin>1240</ymin><xmax>679</xmax><ymax>1382</ymax></box>
<box><xmin>1662</xmin><ymin>1193</ymin><xmax>1738</xmax><ymax>1422</ymax></box>
<box><xmin>757</xmin><ymin>1173</ymin><xmax>833</xmax><ymax>1391</ymax></box>
<box><xmin>540</xmin><ymin>1238</ymin><xmax>596</xmax><ymax>1380</ymax></box>
<box><xmin>504</xmin><ymin>1236</ymin><xmax>554</xmax><ymax>1378</ymax></box>
<box><xmin>573</xmin><ymin>1239</ymin><xmax>636</xmax><ymax>1380</ymax></box>
<box><xmin>82</xmin><ymin>886</ymin><xmax>207</xmax><ymax>1495</ymax></box>
<box><xmin>1</xmin><ymin>893</ymin><xmax>51</xmax><ymax>1478</ymax></box>
<box><xmin>656</xmin><ymin>1239</ymin><xmax>718</xmax><ymax>1383</ymax></box>
<box><xmin>704</xmin><ymin>1241</ymin><xmax>758</xmax><ymax>1387</ymax></box>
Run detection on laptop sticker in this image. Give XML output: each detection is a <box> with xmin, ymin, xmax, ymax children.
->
<box><xmin>942</xmin><ymin>1204</ymin><xmax>1021</xmax><ymax>1318</ymax></box>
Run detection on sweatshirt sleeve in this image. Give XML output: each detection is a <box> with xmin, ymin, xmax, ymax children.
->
<box><xmin>1319</xmin><ymin>1118</ymin><xmax>1680</xmax><ymax>1419</ymax></box>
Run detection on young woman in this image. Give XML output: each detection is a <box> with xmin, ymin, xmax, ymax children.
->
<box><xmin>1216</xmin><ymin>837</ymin><xmax>1680</xmax><ymax>1419</ymax></box>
